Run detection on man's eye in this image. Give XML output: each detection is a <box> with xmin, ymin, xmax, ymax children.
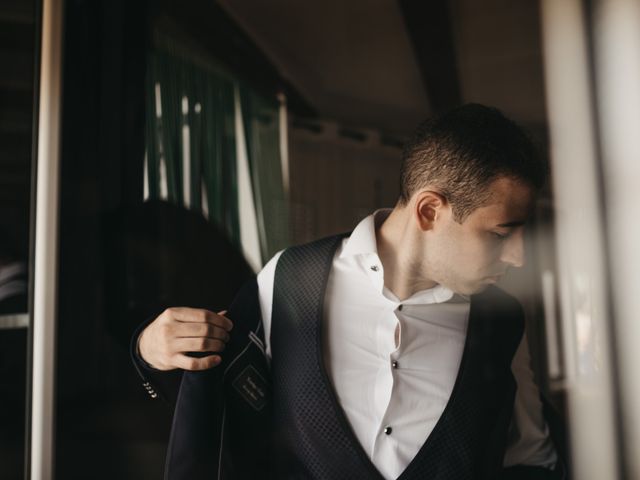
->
<box><xmin>491</xmin><ymin>231</ymin><xmax>509</xmax><ymax>240</ymax></box>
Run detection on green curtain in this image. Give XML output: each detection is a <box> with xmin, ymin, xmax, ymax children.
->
<box><xmin>145</xmin><ymin>40</ymin><xmax>290</xmax><ymax>262</ymax></box>
<box><xmin>240</xmin><ymin>84</ymin><xmax>290</xmax><ymax>261</ymax></box>
<box><xmin>145</xmin><ymin>50</ymin><xmax>240</xmax><ymax>246</ymax></box>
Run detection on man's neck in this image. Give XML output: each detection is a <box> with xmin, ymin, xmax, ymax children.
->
<box><xmin>376</xmin><ymin>207</ymin><xmax>438</xmax><ymax>301</ymax></box>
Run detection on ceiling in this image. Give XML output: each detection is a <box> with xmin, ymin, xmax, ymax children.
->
<box><xmin>218</xmin><ymin>0</ymin><xmax>430</xmax><ymax>134</ymax></box>
<box><xmin>217</xmin><ymin>0</ymin><xmax>547</xmax><ymax>136</ymax></box>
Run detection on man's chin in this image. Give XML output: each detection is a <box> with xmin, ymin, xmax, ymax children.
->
<box><xmin>455</xmin><ymin>282</ymin><xmax>491</xmax><ymax>296</ymax></box>
<box><xmin>441</xmin><ymin>276</ymin><xmax>496</xmax><ymax>296</ymax></box>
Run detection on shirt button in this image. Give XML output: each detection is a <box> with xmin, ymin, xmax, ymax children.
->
<box><xmin>384</xmin><ymin>426</ymin><xmax>392</xmax><ymax>435</ymax></box>
<box><xmin>392</xmin><ymin>360</ymin><xmax>399</xmax><ymax>369</ymax></box>
<box><xmin>398</xmin><ymin>304</ymin><xmax>403</xmax><ymax>311</ymax></box>
<box><xmin>370</xmin><ymin>265</ymin><xmax>379</xmax><ymax>272</ymax></box>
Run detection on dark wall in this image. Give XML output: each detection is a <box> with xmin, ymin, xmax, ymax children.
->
<box><xmin>55</xmin><ymin>0</ymin><xmax>253</xmax><ymax>477</ymax></box>
<box><xmin>55</xmin><ymin>1</ymin><xmax>167</xmax><ymax>477</ymax></box>
<box><xmin>0</xmin><ymin>0</ymin><xmax>38</xmax><ymax>478</ymax></box>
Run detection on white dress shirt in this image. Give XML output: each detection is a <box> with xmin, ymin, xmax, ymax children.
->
<box><xmin>257</xmin><ymin>210</ymin><xmax>557</xmax><ymax>479</ymax></box>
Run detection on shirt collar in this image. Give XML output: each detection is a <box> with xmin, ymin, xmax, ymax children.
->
<box><xmin>339</xmin><ymin>209</ymin><xmax>391</xmax><ymax>259</ymax></box>
<box><xmin>339</xmin><ymin>209</ymin><xmax>460</xmax><ymax>305</ymax></box>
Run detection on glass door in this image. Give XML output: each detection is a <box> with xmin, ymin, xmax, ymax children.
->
<box><xmin>0</xmin><ymin>0</ymin><xmax>42</xmax><ymax>478</ymax></box>
<box><xmin>540</xmin><ymin>0</ymin><xmax>640</xmax><ymax>478</ymax></box>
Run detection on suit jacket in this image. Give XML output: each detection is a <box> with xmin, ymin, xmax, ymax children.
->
<box><xmin>131</xmin><ymin>235</ymin><xmax>568</xmax><ymax>479</ymax></box>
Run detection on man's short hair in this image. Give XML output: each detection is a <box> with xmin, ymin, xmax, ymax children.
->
<box><xmin>399</xmin><ymin>103</ymin><xmax>548</xmax><ymax>222</ymax></box>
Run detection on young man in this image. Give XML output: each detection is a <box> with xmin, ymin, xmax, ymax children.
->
<box><xmin>133</xmin><ymin>104</ymin><xmax>563</xmax><ymax>479</ymax></box>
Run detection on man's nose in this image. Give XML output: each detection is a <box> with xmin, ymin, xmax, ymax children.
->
<box><xmin>500</xmin><ymin>230</ymin><xmax>525</xmax><ymax>268</ymax></box>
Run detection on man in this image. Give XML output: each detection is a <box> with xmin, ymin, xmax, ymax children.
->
<box><xmin>133</xmin><ymin>104</ymin><xmax>564</xmax><ymax>479</ymax></box>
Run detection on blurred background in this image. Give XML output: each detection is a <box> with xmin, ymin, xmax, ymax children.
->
<box><xmin>1</xmin><ymin>0</ymin><xmax>639</xmax><ymax>478</ymax></box>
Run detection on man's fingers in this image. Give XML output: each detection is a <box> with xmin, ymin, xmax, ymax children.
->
<box><xmin>173</xmin><ymin>337</ymin><xmax>227</xmax><ymax>353</ymax></box>
<box><xmin>171</xmin><ymin>322</ymin><xmax>231</xmax><ymax>341</ymax></box>
<box><xmin>164</xmin><ymin>307</ymin><xmax>233</xmax><ymax>331</ymax></box>
<box><xmin>174</xmin><ymin>353</ymin><xmax>221</xmax><ymax>371</ymax></box>
<box><xmin>147</xmin><ymin>307</ymin><xmax>233</xmax><ymax>372</ymax></box>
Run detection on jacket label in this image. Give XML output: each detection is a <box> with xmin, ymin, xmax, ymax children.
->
<box><xmin>232</xmin><ymin>365</ymin><xmax>268</xmax><ymax>411</ymax></box>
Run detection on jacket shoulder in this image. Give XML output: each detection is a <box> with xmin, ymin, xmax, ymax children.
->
<box><xmin>474</xmin><ymin>285</ymin><xmax>526</xmax><ymax>354</ymax></box>
<box><xmin>275</xmin><ymin>232</ymin><xmax>350</xmax><ymax>271</ymax></box>
<box><xmin>487</xmin><ymin>285</ymin><xmax>523</xmax><ymax>309</ymax></box>
<box><xmin>282</xmin><ymin>232</ymin><xmax>350</xmax><ymax>255</ymax></box>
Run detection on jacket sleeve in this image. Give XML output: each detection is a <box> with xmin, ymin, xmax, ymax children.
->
<box><xmin>129</xmin><ymin>313</ymin><xmax>184</xmax><ymax>406</ymax></box>
<box><xmin>503</xmin><ymin>335</ymin><xmax>571</xmax><ymax>478</ymax></box>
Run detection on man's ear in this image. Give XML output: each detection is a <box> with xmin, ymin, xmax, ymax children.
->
<box><xmin>414</xmin><ymin>190</ymin><xmax>448</xmax><ymax>231</ymax></box>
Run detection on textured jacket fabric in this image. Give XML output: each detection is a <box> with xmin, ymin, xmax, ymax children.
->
<box><xmin>163</xmin><ymin>278</ymin><xmax>272</xmax><ymax>480</ymax></box>
<box><xmin>270</xmin><ymin>235</ymin><xmax>524</xmax><ymax>480</ymax></box>
<box><xmin>131</xmin><ymin>233</ymin><xmax>563</xmax><ymax>479</ymax></box>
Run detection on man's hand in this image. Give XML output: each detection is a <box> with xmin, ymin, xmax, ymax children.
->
<box><xmin>138</xmin><ymin>307</ymin><xmax>233</xmax><ymax>371</ymax></box>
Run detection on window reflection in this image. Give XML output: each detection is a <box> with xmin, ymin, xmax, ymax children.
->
<box><xmin>24</xmin><ymin>0</ymin><xmax>639</xmax><ymax>478</ymax></box>
<box><xmin>573</xmin><ymin>275</ymin><xmax>599</xmax><ymax>377</ymax></box>
<box><xmin>0</xmin><ymin>0</ymin><xmax>38</xmax><ymax>477</ymax></box>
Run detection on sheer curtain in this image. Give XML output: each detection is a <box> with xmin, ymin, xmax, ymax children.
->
<box><xmin>239</xmin><ymin>83</ymin><xmax>290</xmax><ymax>263</ymax></box>
<box><xmin>144</xmin><ymin>43</ymin><xmax>289</xmax><ymax>268</ymax></box>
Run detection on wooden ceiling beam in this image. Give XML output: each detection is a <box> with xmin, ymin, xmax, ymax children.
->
<box><xmin>398</xmin><ymin>0</ymin><xmax>462</xmax><ymax>115</ymax></box>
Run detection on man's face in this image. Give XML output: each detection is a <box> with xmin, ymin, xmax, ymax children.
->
<box><xmin>423</xmin><ymin>177</ymin><xmax>535</xmax><ymax>295</ymax></box>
